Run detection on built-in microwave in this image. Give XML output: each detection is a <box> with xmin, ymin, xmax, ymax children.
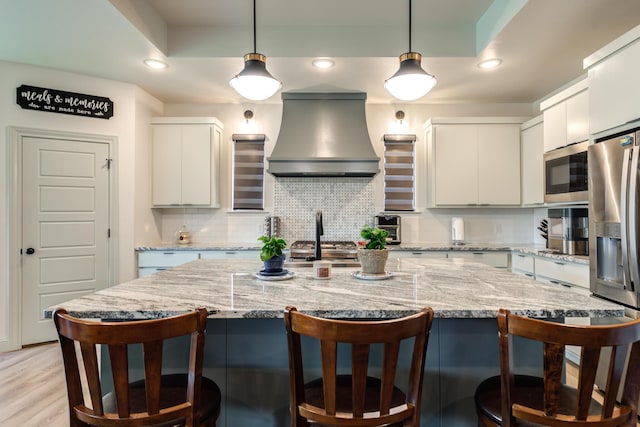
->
<box><xmin>544</xmin><ymin>141</ymin><xmax>589</xmax><ymax>203</ymax></box>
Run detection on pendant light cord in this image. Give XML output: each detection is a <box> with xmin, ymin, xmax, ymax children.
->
<box><xmin>408</xmin><ymin>0</ymin><xmax>412</xmax><ymax>52</ymax></box>
<box><xmin>253</xmin><ymin>0</ymin><xmax>257</xmax><ymax>53</ymax></box>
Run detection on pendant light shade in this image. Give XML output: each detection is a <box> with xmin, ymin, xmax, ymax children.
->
<box><xmin>385</xmin><ymin>0</ymin><xmax>437</xmax><ymax>101</ymax></box>
<box><xmin>230</xmin><ymin>53</ymin><xmax>281</xmax><ymax>101</ymax></box>
<box><xmin>229</xmin><ymin>0</ymin><xmax>281</xmax><ymax>101</ymax></box>
<box><xmin>384</xmin><ymin>52</ymin><xmax>437</xmax><ymax>101</ymax></box>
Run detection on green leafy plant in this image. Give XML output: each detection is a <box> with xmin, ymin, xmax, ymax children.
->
<box><xmin>360</xmin><ymin>225</ymin><xmax>389</xmax><ymax>250</ymax></box>
<box><xmin>258</xmin><ymin>235</ymin><xmax>287</xmax><ymax>261</ymax></box>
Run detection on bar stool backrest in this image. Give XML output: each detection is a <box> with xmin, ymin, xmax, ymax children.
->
<box><xmin>498</xmin><ymin>308</ymin><xmax>640</xmax><ymax>427</ymax></box>
<box><xmin>54</xmin><ymin>308</ymin><xmax>208</xmax><ymax>427</ymax></box>
<box><xmin>284</xmin><ymin>306</ymin><xmax>434</xmax><ymax>427</ymax></box>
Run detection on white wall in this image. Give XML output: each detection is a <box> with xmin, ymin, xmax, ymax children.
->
<box><xmin>0</xmin><ymin>61</ymin><xmax>161</xmax><ymax>350</ymax></box>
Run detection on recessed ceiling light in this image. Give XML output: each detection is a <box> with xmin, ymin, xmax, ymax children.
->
<box><xmin>312</xmin><ymin>58</ymin><xmax>335</xmax><ymax>69</ymax></box>
<box><xmin>478</xmin><ymin>58</ymin><xmax>502</xmax><ymax>69</ymax></box>
<box><xmin>144</xmin><ymin>59</ymin><xmax>169</xmax><ymax>70</ymax></box>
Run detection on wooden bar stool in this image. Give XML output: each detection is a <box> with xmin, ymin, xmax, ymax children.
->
<box><xmin>284</xmin><ymin>306</ymin><xmax>434</xmax><ymax>427</ymax></box>
<box><xmin>474</xmin><ymin>308</ymin><xmax>640</xmax><ymax>427</ymax></box>
<box><xmin>53</xmin><ymin>307</ymin><xmax>221</xmax><ymax>427</ymax></box>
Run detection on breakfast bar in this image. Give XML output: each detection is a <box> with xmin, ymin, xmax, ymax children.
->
<box><xmin>48</xmin><ymin>257</ymin><xmax>623</xmax><ymax>427</ymax></box>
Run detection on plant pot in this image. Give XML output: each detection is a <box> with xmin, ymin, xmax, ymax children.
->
<box><xmin>263</xmin><ymin>254</ymin><xmax>285</xmax><ymax>273</ymax></box>
<box><xmin>357</xmin><ymin>248</ymin><xmax>389</xmax><ymax>274</ymax></box>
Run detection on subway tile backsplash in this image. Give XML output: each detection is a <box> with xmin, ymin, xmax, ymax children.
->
<box><xmin>274</xmin><ymin>177</ymin><xmax>375</xmax><ymax>242</ymax></box>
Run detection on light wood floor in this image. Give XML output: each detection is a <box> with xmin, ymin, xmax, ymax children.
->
<box><xmin>0</xmin><ymin>342</ymin><xmax>70</xmax><ymax>426</ymax></box>
<box><xmin>1</xmin><ymin>343</ymin><xmax>639</xmax><ymax>426</ymax></box>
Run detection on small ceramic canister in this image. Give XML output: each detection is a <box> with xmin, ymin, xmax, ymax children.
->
<box><xmin>313</xmin><ymin>260</ymin><xmax>331</xmax><ymax>280</ymax></box>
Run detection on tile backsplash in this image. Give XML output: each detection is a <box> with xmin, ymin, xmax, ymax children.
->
<box><xmin>273</xmin><ymin>177</ymin><xmax>375</xmax><ymax>242</ymax></box>
<box><xmin>156</xmin><ymin>178</ymin><xmax>540</xmax><ymax>246</ymax></box>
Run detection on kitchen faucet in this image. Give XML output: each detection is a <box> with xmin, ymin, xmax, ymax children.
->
<box><xmin>314</xmin><ymin>209</ymin><xmax>323</xmax><ymax>260</ymax></box>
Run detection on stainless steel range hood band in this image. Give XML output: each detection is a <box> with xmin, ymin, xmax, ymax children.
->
<box><xmin>268</xmin><ymin>91</ymin><xmax>380</xmax><ymax>177</ymax></box>
<box><xmin>268</xmin><ymin>158</ymin><xmax>380</xmax><ymax>177</ymax></box>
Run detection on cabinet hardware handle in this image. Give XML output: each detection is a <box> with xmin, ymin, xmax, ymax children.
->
<box><xmin>163</xmin><ymin>252</ymin><xmax>175</xmax><ymax>255</ymax></box>
<box><xmin>473</xmin><ymin>252</ymin><xmax>483</xmax><ymax>255</ymax></box>
<box><xmin>525</xmin><ymin>273</ymin><xmax>534</xmax><ymax>278</ymax></box>
<box><xmin>554</xmin><ymin>261</ymin><xmax>566</xmax><ymax>266</ymax></box>
<box><xmin>225</xmin><ymin>251</ymin><xmax>236</xmax><ymax>254</ymax></box>
<box><xmin>411</xmin><ymin>252</ymin><xmax>423</xmax><ymax>255</ymax></box>
<box><xmin>517</xmin><ymin>254</ymin><xmax>525</xmax><ymax>258</ymax></box>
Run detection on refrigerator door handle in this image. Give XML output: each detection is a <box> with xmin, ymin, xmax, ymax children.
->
<box><xmin>621</xmin><ymin>147</ymin><xmax>633</xmax><ymax>291</ymax></box>
<box><xmin>629</xmin><ymin>145</ymin><xmax>640</xmax><ymax>291</ymax></box>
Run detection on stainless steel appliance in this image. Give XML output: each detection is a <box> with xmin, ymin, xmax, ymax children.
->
<box><xmin>268</xmin><ymin>92</ymin><xmax>379</xmax><ymax>177</ymax></box>
<box><xmin>544</xmin><ymin>141</ymin><xmax>589</xmax><ymax>203</ymax></box>
<box><xmin>547</xmin><ymin>208</ymin><xmax>588</xmax><ymax>255</ymax></box>
<box><xmin>589</xmin><ymin>128</ymin><xmax>640</xmax><ymax>308</ymax></box>
<box><xmin>289</xmin><ymin>241</ymin><xmax>358</xmax><ymax>262</ymax></box>
<box><xmin>374</xmin><ymin>214</ymin><xmax>401</xmax><ymax>245</ymax></box>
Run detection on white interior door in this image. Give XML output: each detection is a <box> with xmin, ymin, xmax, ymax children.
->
<box><xmin>21</xmin><ymin>136</ymin><xmax>110</xmax><ymax>345</ymax></box>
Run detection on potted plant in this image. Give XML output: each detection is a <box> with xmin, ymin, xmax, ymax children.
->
<box><xmin>357</xmin><ymin>225</ymin><xmax>390</xmax><ymax>274</ymax></box>
<box><xmin>258</xmin><ymin>235</ymin><xmax>288</xmax><ymax>272</ymax></box>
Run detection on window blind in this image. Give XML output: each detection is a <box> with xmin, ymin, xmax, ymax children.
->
<box><xmin>232</xmin><ymin>134</ymin><xmax>266</xmax><ymax>210</ymax></box>
<box><xmin>383</xmin><ymin>134</ymin><xmax>416</xmax><ymax>211</ymax></box>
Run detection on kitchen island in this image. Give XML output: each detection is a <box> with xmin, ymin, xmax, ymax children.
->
<box><xmin>48</xmin><ymin>257</ymin><xmax>623</xmax><ymax>427</ymax></box>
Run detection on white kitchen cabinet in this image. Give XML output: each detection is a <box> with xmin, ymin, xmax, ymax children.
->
<box><xmin>151</xmin><ymin>117</ymin><xmax>223</xmax><ymax>207</ymax></box>
<box><xmin>137</xmin><ymin>251</ymin><xmax>200</xmax><ymax>277</ymax></box>
<box><xmin>425</xmin><ymin>118</ymin><xmax>525</xmax><ymax>207</ymax></box>
<box><xmin>391</xmin><ymin>250</ymin><xmax>448</xmax><ymax>259</ymax></box>
<box><xmin>534</xmin><ymin>257</ymin><xmax>589</xmax><ymax>289</ymax></box>
<box><xmin>510</xmin><ymin>251</ymin><xmax>590</xmax><ymax>364</ymax></box>
<box><xmin>541</xmin><ymin>79</ymin><xmax>589</xmax><ymax>152</ymax></box>
<box><xmin>136</xmin><ymin>249</ymin><xmax>261</xmax><ymax>277</ymax></box>
<box><xmin>392</xmin><ymin>250</ymin><xmax>508</xmax><ymax>268</ymax></box>
<box><xmin>447</xmin><ymin>251</ymin><xmax>510</xmax><ymax>269</ymax></box>
<box><xmin>520</xmin><ymin>116</ymin><xmax>544</xmax><ymax>206</ymax></box>
<box><xmin>509</xmin><ymin>252</ymin><xmax>589</xmax><ymax>289</ymax></box>
<box><xmin>511</xmin><ymin>252</ymin><xmax>535</xmax><ymax>279</ymax></box>
<box><xmin>199</xmin><ymin>250</ymin><xmax>260</xmax><ymax>260</ymax></box>
<box><xmin>584</xmin><ymin>25</ymin><xmax>640</xmax><ymax>135</ymax></box>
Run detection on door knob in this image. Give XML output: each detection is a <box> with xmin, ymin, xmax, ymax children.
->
<box><xmin>25</xmin><ymin>248</ymin><xmax>35</xmax><ymax>255</ymax></box>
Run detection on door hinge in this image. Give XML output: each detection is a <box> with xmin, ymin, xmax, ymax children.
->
<box><xmin>105</xmin><ymin>158</ymin><xmax>113</xmax><ymax>169</ymax></box>
<box><xmin>107</xmin><ymin>228</ymin><xmax>111</xmax><ymax>238</ymax></box>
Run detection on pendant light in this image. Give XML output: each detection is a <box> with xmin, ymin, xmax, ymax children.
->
<box><xmin>229</xmin><ymin>0</ymin><xmax>282</xmax><ymax>101</ymax></box>
<box><xmin>384</xmin><ymin>0</ymin><xmax>437</xmax><ymax>101</ymax></box>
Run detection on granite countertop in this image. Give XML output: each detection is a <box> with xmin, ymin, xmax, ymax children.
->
<box><xmin>47</xmin><ymin>257</ymin><xmax>619</xmax><ymax>320</ymax></box>
<box><xmin>135</xmin><ymin>243</ymin><xmax>588</xmax><ymax>264</ymax></box>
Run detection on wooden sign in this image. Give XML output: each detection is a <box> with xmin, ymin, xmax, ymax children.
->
<box><xmin>16</xmin><ymin>85</ymin><xmax>114</xmax><ymax>119</ymax></box>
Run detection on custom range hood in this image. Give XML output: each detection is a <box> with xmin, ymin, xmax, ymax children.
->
<box><xmin>267</xmin><ymin>92</ymin><xmax>380</xmax><ymax>177</ymax></box>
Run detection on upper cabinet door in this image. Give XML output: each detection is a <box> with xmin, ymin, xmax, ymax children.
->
<box><xmin>478</xmin><ymin>125</ymin><xmax>521</xmax><ymax>205</ymax></box>
<box><xmin>181</xmin><ymin>126</ymin><xmax>211</xmax><ymax>205</ymax></box>
<box><xmin>587</xmin><ymin>35</ymin><xmax>640</xmax><ymax>135</ymax></box>
<box><xmin>566</xmin><ymin>91</ymin><xmax>589</xmax><ymax>145</ymax></box>
<box><xmin>520</xmin><ymin>119</ymin><xmax>544</xmax><ymax>206</ymax></box>
<box><xmin>543</xmin><ymin>103</ymin><xmax>567</xmax><ymax>152</ymax></box>
<box><xmin>433</xmin><ymin>125</ymin><xmax>479</xmax><ymax>205</ymax></box>
<box><xmin>152</xmin><ymin>126</ymin><xmax>182</xmax><ymax>206</ymax></box>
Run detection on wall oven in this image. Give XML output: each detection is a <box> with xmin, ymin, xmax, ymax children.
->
<box><xmin>544</xmin><ymin>141</ymin><xmax>589</xmax><ymax>203</ymax></box>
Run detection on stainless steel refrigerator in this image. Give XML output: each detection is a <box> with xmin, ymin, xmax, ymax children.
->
<box><xmin>589</xmin><ymin>128</ymin><xmax>640</xmax><ymax>309</ymax></box>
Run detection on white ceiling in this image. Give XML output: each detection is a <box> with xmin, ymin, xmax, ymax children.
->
<box><xmin>1</xmin><ymin>0</ymin><xmax>639</xmax><ymax>105</ymax></box>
